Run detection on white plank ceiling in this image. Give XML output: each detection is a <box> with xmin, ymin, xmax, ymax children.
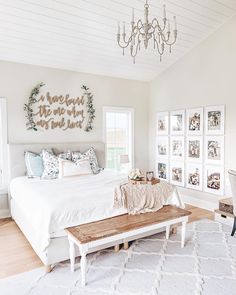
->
<box><xmin>0</xmin><ymin>0</ymin><xmax>235</xmax><ymax>81</ymax></box>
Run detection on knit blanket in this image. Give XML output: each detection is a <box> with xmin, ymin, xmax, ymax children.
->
<box><xmin>114</xmin><ymin>180</ymin><xmax>174</xmax><ymax>215</ymax></box>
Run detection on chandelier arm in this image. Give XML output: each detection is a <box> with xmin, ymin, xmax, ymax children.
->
<box><xmin>130</xmin><ymin>33</ymin><xmax>143</xmax><ymax>58</ymax></box>
<box><xmin>151</xmin><ymin>18</ymin><xmax>166</xmax><ymax>33</ymax></box>
<box><xmin>154</xmin><ymin>39</ymin><xmax>164</xmax><ymax>55</ymax></box>
<box><xmin>160</xmin><ymin>31</ymin><xmax>177</xmax><ymax>46</ymax></box>
<box><xmin>117</xmin><ymin>36</ymin><xmax>132</xmax><ymax>49</ymax></box>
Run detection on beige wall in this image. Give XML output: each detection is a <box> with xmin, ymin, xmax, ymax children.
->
<box><xmin>149</xmin><ymin>15</ymin><xmax>236</xmax><ymax>205</ymax></box>
<box><xmin>0</xmin><ymin>60</ymin><xmax>149</xmax><ymax>170</ymax></box>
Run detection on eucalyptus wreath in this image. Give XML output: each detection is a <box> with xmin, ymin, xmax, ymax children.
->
<box><xmin>82</xmin><ymin>85</ymin><xmax>95</xmax><ymax>132</ymax></box>
<box><xmin>24</xmin><ymin>82</ymin><xmax>45</xmax><ymax>131</ymax></box>
<box><xmin>24</xmin><ymin>83</ymin><xmax>95</xmax><ymax>132</ymax></box>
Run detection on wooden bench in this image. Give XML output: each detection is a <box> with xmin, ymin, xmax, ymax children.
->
<box><xmin>65</xmin><ymin>205</ymin><xmax>191</xmax><ymax>286</ymax></box>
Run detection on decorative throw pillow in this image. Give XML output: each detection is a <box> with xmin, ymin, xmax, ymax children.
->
<box><xmin>74</xmin><ymin>147</ymin><xmax>103</xmax><ymax>174</ymax></box>
<box><xmin>58</xmin><ymin>150</ymin><xmax>72</xmax><ymax>161</ymax></box>
<box><xmin>24</xmin><ymin>151</ymin><xmax>44</xmax><ymax>178</ymax></box>
<box><xmin>59</xmin><ymin>159</ymin><xmax>92</xmax><ymax>178</ymax></box>
<box><xmin>41</xmin><ymin>149</ymin><xmax>59</xmax><ymax>179</ymax></box>
<box><xmin>71</xmin><ymin>151</ymin><xmax>81</xmax><ymax>162</ymax></box>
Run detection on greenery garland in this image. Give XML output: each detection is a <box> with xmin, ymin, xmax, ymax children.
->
<box><xmin>24</xmin><ymin>82</ymin><xmax>45</xmax><ymax>131</ymax></box>
<box><xmin>82</xmin><ymin>85</ymin><xmax>95</xmax><ymax>132</ymax></box>
<box><xmin>24</xmin><ymin>83</ymin><xmax>95</xmax><ymax>132</ymax></box>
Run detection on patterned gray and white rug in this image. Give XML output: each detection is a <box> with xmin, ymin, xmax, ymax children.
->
<box><xmin>1</xmin><ymin>219</ymin><xmax>236</xmax><ymax>295</ymax></box>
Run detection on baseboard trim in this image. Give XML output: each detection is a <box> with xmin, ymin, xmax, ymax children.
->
<box><xmin>182</xmin><ymin>194</ymin><xmax>217</xmax><ymax>212</ymax></box>
<box><xmin>0</xmin><ymin>209</ymin><xmax>11</xmax><ymax>219</ymax></box>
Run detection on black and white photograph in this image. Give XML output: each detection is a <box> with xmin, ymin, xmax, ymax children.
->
<box><xmin>157</xmin><ymin>160</ymin><xmax>169</xmax><ymax>181</ymax></box>
<box><xmin>170</xmin><ymin>110</ymin><xmax>185</xmax><ymax>135</ymax></box>
<box><xmin>205</xmin><ymin>105</ymin><xmax>225</xmax><ymax>135</ymax></box>
<box><xmin>170</xmin><ymin>137</ymin><xmax>184</xmax><ymax>160</ymax></box>
<box><xmin>186</xmin><ymin>107</ymin><xmax>203</xmax><ymax>135</ymax></box>
<box><xmin>186</xmin><ymin>163</ymin><xmax>202</xmax><ymax>191</ymax></box>
<box><xmin>186</xmin><ymin>137</ymin><xmax>202</xmax><ymax>162</ymax></box>
<box><xmin>146</xmin><ymin>171</ymin><xmax>154</xmax><ymax>181</ymax></box>
<box><xmin>204</xmin><ymin>165</ymin><xmax>224</xmax><ymax>195</ymax></box>
<box><xmin>157</xmin><ymin>136</ymin><xmax>169</xmax><ymax>158</ymax></box>
<box><xmin>170</xmin><ymin>161</ymin><xmax>185</xmax><ymax>187</ymax></box>
<box><xmin>157</xmin><ymin>112</ymin><xmax>169</xmax><ymax>135</ymax></box>
<box><xmin>205</xmin><ymin>136</ymin><xmax>224</xmax><ymax>165</ymax></box>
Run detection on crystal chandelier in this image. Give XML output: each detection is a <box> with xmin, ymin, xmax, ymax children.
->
<box><xmin>117</xmin><ymin>0</ymin><xmax>177</xmax><ymax>63</ymax></box>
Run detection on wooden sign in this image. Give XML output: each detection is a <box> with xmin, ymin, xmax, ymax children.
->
<box><xmin>24</xmin><ymin>83</ymin><xmax>95</xmax><ymax>132</ymax></box>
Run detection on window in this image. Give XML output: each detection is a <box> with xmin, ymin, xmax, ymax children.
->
<box><xmin>0</xmin><ymin>98</ymin><xmax>7</xmax><ymax>189</ymax></box>
<box><xmin>103</xmin><ymin>107</ymin><xmax>134</xmax><ymax>171</ymax></box>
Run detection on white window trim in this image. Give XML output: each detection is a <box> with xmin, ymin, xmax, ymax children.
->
<box><xmin>0</xmin><ymin>98</ymin><xmax>8</xmax><ymax>189</ymax></box>
<box><xmin>103</xmin><ymin>106</ymin><xmax>134</xmax><ymax>169</ymax></box>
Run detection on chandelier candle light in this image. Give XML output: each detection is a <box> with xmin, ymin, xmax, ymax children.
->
<box><xmin>117</xmin><ymin>0</ymin><xmax>177</xmax><ymax>63</ymax></box>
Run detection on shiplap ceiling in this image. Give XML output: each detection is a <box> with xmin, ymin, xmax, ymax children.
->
<box><xmin>0</xmin><ymin>0</ymin><xmax>235</xmax><ymax>81</ymax></box>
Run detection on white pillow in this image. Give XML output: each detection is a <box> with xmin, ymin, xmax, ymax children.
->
<box><xmin>59</xmin><ymin>159</ymin><xmax>92</xmax><ymax>178</ymax></box>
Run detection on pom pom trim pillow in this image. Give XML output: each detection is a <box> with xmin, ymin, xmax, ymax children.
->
<box><xmin>72</xmin><ymin>147</ymin><xmax>103</xmax><ymax>174</ymax></box>
<box><xmin>59</xmin><ymin>159</ymin><xmax>92</xmax><ymax>178</ymax></box>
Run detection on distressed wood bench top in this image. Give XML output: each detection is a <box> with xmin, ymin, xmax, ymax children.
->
<box><xmin>65</xmin><ymin>205</ymin><xmax>191</xmax><ymax>244</ymax></box>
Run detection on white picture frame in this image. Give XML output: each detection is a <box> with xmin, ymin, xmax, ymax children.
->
<box><xmin>205</xmin><ymin>105</ymin><xmax>225</xmax><ymax>135</ymax></box>
<box><xmin>157</xmin><ymin>112</ymin><xmax>169</xmax><ymax>135</ymax></box>
<box><xmin>205</xmin><ymin>136</ymin><xmax>224</xmax><ymax>166</ymax></box>
<box><xmin>156</xmin><ymin>159</ymin><xmax>169</xmax><ymax>182</ymax></box>
<box><xmin>157</xmin><ymin>136</ymin><xmax>169</xmax><ymax>159</ymax></box>
<box><xmin>186</xmin><ymin>163</ymin><xmax>203</xmax><ymax>191</ymax></box>
<box><xmin>170</xmin><ymin>110</ymin><xmax>185</xmax><ymax>135</ymax></box>
<box><xmin>170</xmin><ymin>161</ymin><xmax>185</xmax><ymax>187</ymax></box>
<box><xmin>186</xmin><ymin>107</ymin><xmax>203</xmax><ymax>135</ymax></box>
<box><xmin>204</xmin><ymin>165</ymin><xmax>224</xmax><ymax>196</ymax></box>
<box><xmin>170</xmin><ymin>136</ymin><xmax>185</xmax><ymax>160</ymax></box>
<box><xmin>186</xmin><ymin>136</ymin><xmax>203</xmax><ymax>163</ymax></box>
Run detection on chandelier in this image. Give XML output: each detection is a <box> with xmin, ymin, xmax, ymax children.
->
<box><xmin>117</xmin><ymin>0</ymin><xmax>177</xmax><ymax>63</ymax></box>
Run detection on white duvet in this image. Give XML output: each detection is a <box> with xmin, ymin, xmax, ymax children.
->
<box><xmin>10</xmin><ymin>170</ymin><xmax>183</xmax><ymax>253</ymax></box>
<box><xmin>10</xmin><ymin>170</ymin><xmax>128</xmax><ymax>252</ymax></box>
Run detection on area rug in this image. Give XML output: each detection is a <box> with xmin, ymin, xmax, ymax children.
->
<box><xmin>1</xmin><ymin>219</ymin><xmax>236</xmax><ymax>295</ymax></box>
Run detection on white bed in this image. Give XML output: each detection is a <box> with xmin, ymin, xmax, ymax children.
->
<box><xmin>8</xmin><ymin>142</ymin><xmax>183</xmax><ymax>270</ymax></box>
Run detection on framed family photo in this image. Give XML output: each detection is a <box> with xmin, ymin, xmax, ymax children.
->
<box><xmin>170</xmin><ymin>161</ymin><xmax>185</xmax><ymax>187</ymax></box>
<box><xmin>170</xmin><ymin>136</ymin><xmax>185</xmax><ymax>160</ymax></box>
<box><xmin>204</xmin><ymin>165</ymin><xmax>224</xmax><ymax>196</ymax></box>
<box><xmin>170</xmin><ymin>110</ymin><xmax>185</xmax><ymax>135</ymax></box>
<box><xmin>205</xmin><ymin>136</ymin><xmax>224</xmax><ymax>165</ymax></box>
<box><xmin>205</xmin><ymin>105</ymin><xmax>225</xmax><ymax>135</ymax></box>
<box><xmin>157</xmin><ymin>136</ymin><xmax>169</xmax><ymax>159</ymax></box>
<box><xmin>157</xmin><ymin>112</ymin><xmax>169</xmax><ymax>135</ymax></box>
<box><xmin>186</xmin><ymin>163</ymin><xmax>203</xmax><ymax>191</ymax></box>
<box><xmin>186</xmin><ymin>136</ymin><xmax>203</xmax><ymax>162</ymax></box>
<box><xmin>156</xmin><ymin>159</ymin><xmax>169</xmax><ymax>182</ymax></box>
<box><xmin>186</xmin><ymin>107</ymin><xmax>203</xmax><ymax>135</ymax></box>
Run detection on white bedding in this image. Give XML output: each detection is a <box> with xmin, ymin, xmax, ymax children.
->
<box><xmin>10</xmin><ymin>170</ymin><xmax>128</xmax><ymax>252</ymax></box>
<box><xmin>10</xmin><ymin>170</ymin><xmax>183</xmax><ymax>254</ymax></box>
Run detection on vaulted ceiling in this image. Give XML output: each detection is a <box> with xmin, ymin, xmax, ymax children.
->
<box><xmin>0</xmin><ymin>0</ymin><xmax>235</xmax><ymax>81</ymax></box>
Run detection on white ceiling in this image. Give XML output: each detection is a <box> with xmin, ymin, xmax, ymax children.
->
<box><xmin>0</xmin><ymin>0</ymin><xmax>235</xmax><ymax>81</ymax></box>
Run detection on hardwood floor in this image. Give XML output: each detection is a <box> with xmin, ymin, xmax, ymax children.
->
<box><xmin>0</xmin><ymin>204</ymin><xmax>214</xmax><ymax>279</ymax></box>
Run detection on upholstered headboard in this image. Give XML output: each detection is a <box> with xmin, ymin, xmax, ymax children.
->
<box><xmin>8</xmin><ymin>142</ymin><xmax>105</xmax><ymax>180</ymax></box>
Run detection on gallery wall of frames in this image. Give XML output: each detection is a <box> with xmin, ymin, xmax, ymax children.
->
<box><xmin>156</xmin><ymin>105</ymin><xmax>225</xmax><ymax>196</ymax></box>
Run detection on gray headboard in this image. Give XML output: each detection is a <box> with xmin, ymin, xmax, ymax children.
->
<box><xmin>8</xmin><ymin>142</ymin><xmax>105</xmax><ymax>180</ymax></box>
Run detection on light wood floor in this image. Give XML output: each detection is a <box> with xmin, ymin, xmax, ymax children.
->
<box><xmin>0</xmin><ymin>204</ymin><xmax>214</xmax><ymax>279</ymax></box>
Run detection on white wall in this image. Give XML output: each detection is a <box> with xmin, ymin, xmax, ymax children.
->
<box><xmin>149</xmin><ymin>15</ymin><xmax>236</xmax><ymax>208</ymax></box>
<box><xmin>0</xmin><ymin>60</ymin><xmax>149</xmax><ymax>170</ymax></box>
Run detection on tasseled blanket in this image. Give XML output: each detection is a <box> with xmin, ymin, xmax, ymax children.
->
<box><xmin>114</xmin><ymin>180</ymin><xmax>174</xmax><ymax>215</ymax></box>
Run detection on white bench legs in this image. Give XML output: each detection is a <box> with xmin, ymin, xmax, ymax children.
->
<box><xmin>166</xmin><ymin>225</ymin><xmax>170</xmax><ymax>239</ymax></box>
<box><xmin>69</xmin><ymin>238</ymin><xmax>75</xmax><ymax>272</ymax></box>
<box><xmin>181</xmin><ymin>221</ymin><xmax>187</xmax><ymax>248</ymax></box>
